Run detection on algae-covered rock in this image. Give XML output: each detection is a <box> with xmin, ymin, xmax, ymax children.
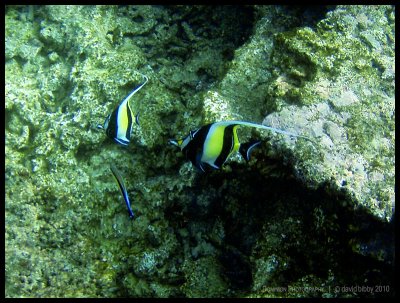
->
<box><xmin>5</xmin><ymin>5</ymin><xmax>394</xmax><ymax>298</ymax></box>
<box><xmin>181</xmin><ymin>256</ymin><xmax>228</xmax><ymax>297</ymax></box>
<box><xmin>263</xmin><ymin>5</ymin><xmax>395</xmax><ymax>222</ymax></box>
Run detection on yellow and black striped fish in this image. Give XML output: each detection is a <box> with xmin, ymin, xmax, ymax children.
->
<box><xmin>169</xmin><ymin>120</ymin><xmax>311</xmax><ymax>172</ymax></box>
<box><xmin>98</xmin><ymin>74</ymin><xmax>148</xmax><ymax>146</ymax></box>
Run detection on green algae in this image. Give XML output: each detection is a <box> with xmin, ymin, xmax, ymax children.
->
<box><xmin>5</xmin><ymin>5</ymin><xmax>394</xmax><ymax>298</ymax></box>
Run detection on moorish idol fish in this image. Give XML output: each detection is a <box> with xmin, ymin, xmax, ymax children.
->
<box><xmin>110</xmin><ymin>164</ymin><xmax>134</xmax><ymax>219</ymax></box>
<box><xmin>98</xmin><ymin>74</ymin><xmax>148</xmax><ymax>146</ymax></box>
<box><xmin>169</xmin><ymin>120</ymin><xmax>313</xmax><ymax>172</ymax></box>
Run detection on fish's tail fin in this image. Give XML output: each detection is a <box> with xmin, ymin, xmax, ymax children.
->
<box><xmin>239</xmin><ymin>140</ymin><xmax>262</xmax><ymax>161</ymax></box>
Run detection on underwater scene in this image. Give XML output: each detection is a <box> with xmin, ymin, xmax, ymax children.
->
<box><xmin>5</xmin><ymin>5</ymin><xmax>394</xmax><ymax>298</ymax></box>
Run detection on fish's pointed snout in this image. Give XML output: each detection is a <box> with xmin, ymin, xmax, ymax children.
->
<box><xmin>168</xmin><ymin>139</ymin><xmax>179</xmax><ymax>147</ymax></box>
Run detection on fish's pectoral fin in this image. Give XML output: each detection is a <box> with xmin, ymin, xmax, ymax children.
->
<box><xmin>135</xmin><ymin>113</ymin><xmax>140</xmax><ymax>126</ymax></box>
<box><xmin>195</xmin><ymin>161</ymin><xmax>217</xmax><ymax>173</ymax></box>
<box><xmin>239</xmin><ymin>140</ymin><xmax>262</xmax><ymax>161</ymax></box>
<box><xmin>193</xmin><ymin>153</ymin><xmax>216</xmax><ymax>172</ymax></box>
<box><xmin>195</xmin><ymin>159</ymin><xmax>220</xmax><ymax>172</ymax></box>
<box><xmin>198</xmin><ymin>162</ymin><xmax>206</xmax><ymax>172</ymax></box>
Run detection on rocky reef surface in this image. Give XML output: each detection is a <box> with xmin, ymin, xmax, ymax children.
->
<box><xmin>5</xmin><ymin>5</ymin><xmax>394</xmax><ymax>298</ymax></box>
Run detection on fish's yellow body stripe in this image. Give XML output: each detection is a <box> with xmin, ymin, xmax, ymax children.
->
<box><xmin>116</xmin><ymin>100</ymin><xmax>132</xmax><ymax>141</ymax></box>
<box><xmin>201</xmin><ymin>124</ymin><xmax>240</xmax><ymax>167</ymax></box>
<box><xmin>201</xmin><ymin>124</ymin><xmax>225</xmax><ymax>164</ymax></box>
<box><xmin>231</xmin><ymin>125</ymin><xmax>240</xmax><ymax>154</ymax></box>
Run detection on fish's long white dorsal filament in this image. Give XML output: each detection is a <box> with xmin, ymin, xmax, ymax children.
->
<box><xmin>215</xmin><ymin>120</ymin><xmax>316</xmax><ymax>144</ymax></box>
<box><xmin>122</xmin><ymin>74</ymin><xmax>148</xmax><ymax>105</ymax></box>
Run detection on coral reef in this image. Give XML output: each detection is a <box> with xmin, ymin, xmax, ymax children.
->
<box><xmin>6</xmin><ymin>5</ymin><xmax>394</xmax><ymax>298</ymax></box>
